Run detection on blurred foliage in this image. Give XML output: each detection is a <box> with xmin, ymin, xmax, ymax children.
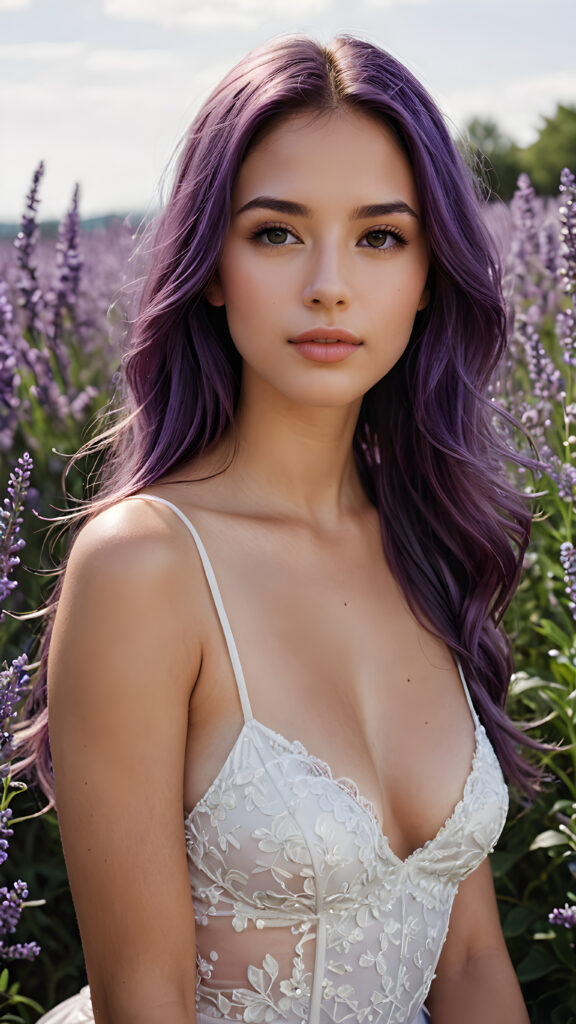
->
<box><xmin>464</xmin><ymin>104</ymin><xmax>576</xmax><ymax>201</ymax></box>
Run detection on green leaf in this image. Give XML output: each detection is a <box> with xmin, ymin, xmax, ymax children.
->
<box><xmin>7</xmin><ymin>995</ymin><xmax>44</xmax><ymax>1012</ymax></box>
<box><xmin>516</xmin><ymin>945</ymin><xmax>557</xmax><ymax>982</ymax></box>
<box><xmin>503</xmin><ymin>905</ymin><xmax>539</xmax><ymax>937</ymax></box>
<box><xmin>529</xmin><ymin>829</ymin><xmax>567</xmax><ymax>850</ymax></box>
<box><xmin>0</xmin><ymin>972</ymin><xmax>8</xmax><ymax>994</ymax></box>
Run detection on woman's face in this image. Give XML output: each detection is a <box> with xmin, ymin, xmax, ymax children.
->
<box><xmin>207</xmin><ymin>107</ymin><xmax>429</xmax><ymax>409</ymax></box>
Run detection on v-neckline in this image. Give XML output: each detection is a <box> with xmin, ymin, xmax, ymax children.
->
<box><xmin>185</xmin><ymin>713</ymin><xmax>484</xmax><ymax>867</ymax></box>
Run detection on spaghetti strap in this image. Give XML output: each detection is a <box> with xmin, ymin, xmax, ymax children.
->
<box><xmin>455</xmin><ymin>658</ymin><xmax>478</xmax><ymax>722</ymax></box>
<box><xmin>127</xmin><ymin>493</ymin><xmax>254</xmax><ymax>723</ymax></box>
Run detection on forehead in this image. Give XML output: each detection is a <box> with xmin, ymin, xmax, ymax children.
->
<box><xmin>234</xmin><ymin>108</ymin><xmax>420</xmax><ymax>214</ymax></box>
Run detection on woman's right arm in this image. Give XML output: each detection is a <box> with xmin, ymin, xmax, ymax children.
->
<box><xmin>47</xmin><ymin>500</ymin><xmax>203</xmax><ymax>1024</ymax></box>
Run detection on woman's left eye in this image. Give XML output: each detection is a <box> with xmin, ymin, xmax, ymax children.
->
<box><xmin>359</xmin><ymin>228</ymin><xmax>406</xmax><ymax>250</ymax></box>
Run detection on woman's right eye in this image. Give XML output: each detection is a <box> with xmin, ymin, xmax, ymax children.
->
<box><xmin>251</xmin><ymin>225</ymin><xmax>300</xmax><ymax>246</ymax></box>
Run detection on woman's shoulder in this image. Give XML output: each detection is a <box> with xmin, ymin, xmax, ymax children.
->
<box><xmin>51</xmin><ymin>493</ymin><xmax>206</xmax><ymax>687</ymax></box>
<box><xmin>63</xmin><ymin>492</ymin><xmax>210</xmax><ymax>612</ymax></box>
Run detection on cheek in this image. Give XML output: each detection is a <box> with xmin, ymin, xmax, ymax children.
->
<box><xmin>219</xmin><ymin>253</ymin><xmax>283</xmax><ymax>335</ymax></box>
<box><xmin>369</xmin><ymin>264</ymin><xmax>428</xmax><ymax>326</ymax></box>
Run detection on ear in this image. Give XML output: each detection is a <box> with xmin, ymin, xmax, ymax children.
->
<box><xmin>205</xmin><ymin>273</ymin><xmax>225</xmax><ymax>307</ymax></box>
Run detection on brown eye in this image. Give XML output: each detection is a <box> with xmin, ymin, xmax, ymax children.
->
<box><xmin>364</xmin><ymin>230</ymin><xmax>391</xmax><ymax>249</ymax></box>
<box><xmin>359</xmin><ymin>228</ymin><xmax>406</xmax><ymax>250</ymax></box>
<box><xmin>264</xmin><ymin>227</ymin><xmax>289</xmax><ymax>245</ymax></box>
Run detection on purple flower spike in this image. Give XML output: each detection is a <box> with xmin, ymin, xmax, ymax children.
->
<box><xmin>558</xmin><ymin>168</ymin><xmax>576</xmax><ymax>296</ymax></box>
<box><xmin>0</xmin><ymin>280</ymin><xmax>23</xmax><ymax>452</ymax></box>
<box><xmin>13</xmin><ymin>162</ymin><xmax>46</xmax><ymax>334</ymax></box>
<box><xmin>559</xmin><ymin>542</ymin><xmax>576</xmax><ymax>621</ymax></box>
<box><xmin>57</xmin><ymin>183</ymin><xmax>82</xmax><ymax>307</ymax></box>
<box><xmin>13</xmin><ymin>162</ymin><xmax>44</xmax><ymax>268</ymax></box>
<box><xmin>518</xmin><ymin>310</ymin><xmax>564</xmax><ymax>401</ymax></box>
<box><xmin>0</xmin><ymin>453</ymin><xmax>33</xmax><ymax>608</ymax></box>
<box><xmin>0</xmin><ymin>808</ymin><xmax>13</xmax><ymax>867</ymax></box>
<box><xmin>0</xmin><ymin>282</ymin><xmax>14</xmax><ymax>338</ymax></box>
<box><xmin>0</xmin><ymin>879</ymin><xmax>41</xmax><ymax>961</ymax></box>
<box><xmin>46</xmin><ymin>183</ymin><xmax>83</xmax><ymax>374</ymax></box>
<box><xmin>548</xmin><ymin>458</ymin><xmax>576</xmax><ymax>503</ymax></box>
<box><xmin>556</xmin><ymin>306</ymin><xmax>576</xmax><ymax>368</ymax></box>
<box><xmin>549</xmin><ymin>903</ymin><xmax>576</xmax><ymax>928</ymax></box>
<box><xmin>0</xmin><ymin>654</ymin><xmax>30</xmax><ymax>771</ymax></box>
<box><xmin>511</xmin><ymin>173</ymin><xmax>539</xmax><ymax>247</ymax></box>
<box><xmin>0</xmin><ymin>940</ymin><xmax>41</xmax><ymax>960</ymax></box>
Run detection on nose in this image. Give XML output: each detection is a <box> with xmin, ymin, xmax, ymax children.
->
<box><xmin>302</xmin><ymin>243</ymin><xmax>352</xmax><ymax>310</ymax></box>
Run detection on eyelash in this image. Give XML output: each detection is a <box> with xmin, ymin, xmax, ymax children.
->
<box><xmin>249</xmin><ymin>221</ymin><xmax>408</xmax><ymax>250</ymax></box>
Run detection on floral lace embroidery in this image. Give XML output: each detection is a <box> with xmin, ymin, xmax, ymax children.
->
<box><xmin>185</xmin><ymin>717</ymin><xmax>508</xmax><ymax>1023</ymax></box>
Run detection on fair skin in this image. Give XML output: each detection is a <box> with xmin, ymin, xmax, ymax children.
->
<box><xmin>48</xmin><ymin>109</ymin><xmax>529</xmax><ymax>1023</ymax></box>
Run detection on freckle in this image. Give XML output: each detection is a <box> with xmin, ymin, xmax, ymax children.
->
<box><xmin>344</xmin><ymin>602</ymin><xmax>347</xmax><ymax>607</ymax></box>
<box><xmin>407</xmin><ymin>677</ymin><xmax>411</xmax><ymax>683</ymax></box>
<box><xmin>424</xmin><ymin>721</ymin><xmax>429</xmax><ymax>725</ymax></box>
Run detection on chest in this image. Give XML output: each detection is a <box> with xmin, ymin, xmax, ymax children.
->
<box><xmin>184</xmin><ymin>518</ymin><xmax>478</xmax><ymax>861</ymax></box>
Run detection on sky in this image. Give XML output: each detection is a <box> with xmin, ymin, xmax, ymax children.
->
<box><xmin>1</xmin><ymin>0</ymin><xmax>575</xmax><ymax>222</ymax></box>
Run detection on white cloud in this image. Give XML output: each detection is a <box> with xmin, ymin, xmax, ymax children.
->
<box><xmin>0</xmin><ymin>50</ymin><xmax>245</xmax><ymax>219</ymax></box>
<box><xmin>0</xmin><ymin>0</ymin><xmax>30</xmax><ymax>8</ymax></box>
<box><xmin>0</xmin><ymin>41</ymin><xmax>86</xmax><ymax>60</ymax></box>
<box><xmin>363</xmin><ymin>0</ymin><xmax>429</xmax><ymax>6</ymax></box>
<box><xmin>85</xmin><ymin>48</ymin><xmax>181</xmax><ymax>72</ymax></box>
<box><xmin>1</xmin><ymin>81</ymin><xmax>64</xmax><ymax>108</ymax></box>
<box><xmin>103</xmin><ymin>0</ymin><xmax>332</xmax><ymax>28</ymax></box>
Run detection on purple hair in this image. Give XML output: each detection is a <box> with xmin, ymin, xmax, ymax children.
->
<box><xmin>19</xmin><ymin>34</ymin><xmax>541</xmax><ymax>802</ymax></box>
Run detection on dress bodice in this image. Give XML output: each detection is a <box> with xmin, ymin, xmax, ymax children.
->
<box><xmin>143</xmin><ymin>495</ymin><xmax>510</xmax><ymax>1024</ymax></box>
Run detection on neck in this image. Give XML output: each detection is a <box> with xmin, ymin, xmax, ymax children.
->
<box><xmin>214</xmin><ymin>374</ymin><xmax>370</xmax><ymax>528</ymax></box>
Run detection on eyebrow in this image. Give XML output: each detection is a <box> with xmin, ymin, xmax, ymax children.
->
<box><xmin>235</xmin><ymin>196</ymin><xmax>419</xmax><ymax>220</ymax></box>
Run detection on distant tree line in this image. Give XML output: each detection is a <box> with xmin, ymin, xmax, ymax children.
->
<box><xmin>462</xmin><ymin>103</ymin><xmax>576</xmax><ymax>199</ymax></box>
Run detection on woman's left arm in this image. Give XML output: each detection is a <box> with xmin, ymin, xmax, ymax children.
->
<box><xmin>425</xmin><ymin>858</ymin><xmax>530</xmax><ymax>1023</ymax></box>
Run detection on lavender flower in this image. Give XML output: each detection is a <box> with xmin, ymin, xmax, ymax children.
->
<box><xmin>0</xmin><ymin>332</ymin><xmax>21</xmax><ymax>453</ymax></box>
<box><xmin>0</xmin><ymin>808</ymin><xmax>13</xmax><ymax>867</ymax></box>
<box><xmin>0</xmin><ymin>655</ymin><xmax>30</xmax><ymax>770</ymax></box>
<box><xmin>558</xmin><ymin>168</ymin><xmax>576</xmax><ymax>296</ymax></box>
<box><xmin>556</xmin><ymin>305</ymin><xmax>576</xmax><ymax>368</ymax></box>
<box><xmin>549</xmin><ymin>903</ymin><xmax>576</xmax><ymax>928</ymax></box>
<box><xmin>56</xmin><ymin>183</ymin><xmax>82</xmax><ymax>308</ymax></box>
<box><xmin>511</xmin><ymin>173</ymin><xmax>539</xmax><ymax>250</ymax></box>
<box><xmin>548</xmin><ymin>457</ymin><xmax>576</xmax><ymax>503</ymax></box>
<box><xmin>0</xmin><ymin>281</ymin><xmax>14</xmax><ymax>337</ymax></box>
<box><xmin>0</xmin><ymin>881</ymin><xmax>40</xmax><ymax>962</ymax></box>
<box><xmin>518</xmin><ymin>310</ymin><xmax>565</xmax><ymax>401</ymax></box>
<box><xmin>13</xmin><ymin>162</ymin><xmax>45</xmax><ymax>334</ymax></box>
<box><xmin>0</xmin><ymin>940</ymin><xmax>41</xmax><ymax>960</ymax></box>
<box><xmin>539</xmin><ymin>219</ymin><xmax>559</xmax><ymax>280</ymax></box>
<box><xmin>0</xmin><ymin>453</ymin><xmax>33</xmax><ymax>607</ymax></box>
<box><xmin>45</xmin><ymin>183</ymin><xmax>83</xmax><ymax>377</ymax></box>
<box><xmin>559</xmin><ymin>541</ymin><xmax>576</xmax><ymax>620</ymax></box>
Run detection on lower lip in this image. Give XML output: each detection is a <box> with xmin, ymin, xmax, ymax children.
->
<box><xmin>289</xmin><ymin>341</ymin><xmax>361</xmax><ymax>363</ymax></box>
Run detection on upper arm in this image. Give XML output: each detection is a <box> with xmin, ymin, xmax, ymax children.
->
<box><xmin>434</xmin><ymin>859</ymin><xmax>509</xmax><ymax>974</ymax></box>
<box><xmin>426</xmin><ymin>859</ymin><xmax>529</xmax><ymax>1020</ymax></box>
<box><xmin>48</xmin><ymin>500</ymin><xmax>203</xmax><ymax>1020</ymax></box>
<box><xmin>429</xmin><ymin>856</ymin><xmax>515</xmax><ymax>986</ymax></box>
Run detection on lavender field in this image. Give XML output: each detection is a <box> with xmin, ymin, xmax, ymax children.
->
<box><xmin>0</xmin><ymin>164</ymin><xmax>575</xmax><ymax>1022</ymax></box>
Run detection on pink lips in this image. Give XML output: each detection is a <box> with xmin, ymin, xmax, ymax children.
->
<box><xmin>290</xmin><ymin>327</ymin><xmax>361</xmax><ymax>344</ymax></box>
<box><xmin>289</xmin><ymin>326</ymin><xmax>362</xmax><ymax>364</ymax></box>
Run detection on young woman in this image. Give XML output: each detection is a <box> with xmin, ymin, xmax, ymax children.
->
<box><xmin>28</xmin><ymin>33</ymin><xmax>534</xmax><ymax>1024</ymax></box>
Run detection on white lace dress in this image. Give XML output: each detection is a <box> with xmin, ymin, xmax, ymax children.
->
<box><xmin>37</xmin><ymin>495</ymin><xmax>509</xmax><ymax>1024</ymax></box>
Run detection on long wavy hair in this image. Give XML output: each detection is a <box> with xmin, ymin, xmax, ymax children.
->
<box><xmin>19</xmin><ymin>33</ymin><xmax>540</xmax><ymax>803</ymax></box>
